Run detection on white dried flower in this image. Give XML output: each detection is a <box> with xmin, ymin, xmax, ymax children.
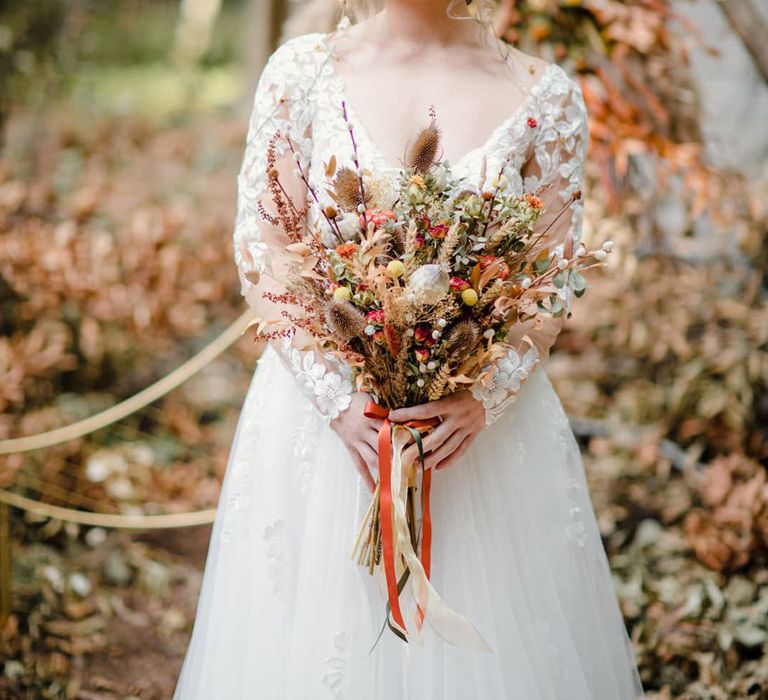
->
<box><xmin>321</xmin><ymin>227</ymin><xmax>337</xmax><ymax>248</ymax></box>
<box><xmin>336</xmin><ymin>211</ymin><xmax>361</xmax><ymax>241</ymax></box>
<box><xmin>595</xmin><ymin>250</ymin><xmax>607</xmax><ymax>261</ymax></box>
<box><xmin>406</xmin><ymin>264</ymin><xmax>450</xmax><ymax>305</ymax></box>
<box><xmin>433</xmin><ymin>164</ymin><xmax>449</xmax><ymax>189</ymax></box>
<box><xmin>407</xmin><ymin>183</ymin><xmax>425</xmax><ymax>204</ymax></box>
<box><xmin>490</xmin><ymin>173</ymin><xmax>508</xmax><ymax>189</ymax></box>
<box><xmin>365</xmin><ymin>174</ymin><xmax>399</xmax><ymax>209</ymax></box>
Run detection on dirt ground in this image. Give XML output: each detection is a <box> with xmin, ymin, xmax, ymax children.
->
<box><xmin>90</xmin><ymin>526</ymin><xmax>212</xmax><ymax>700</ymax></box>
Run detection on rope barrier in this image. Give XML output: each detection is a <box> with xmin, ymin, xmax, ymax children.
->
<box><xmin>0</xmin><ymin>488</ymin><xmax>217</xmax><ymax>528</ymax></box>
<box><xmin>0</xmin><ymin>310</ymin><xmax>253</xmax><ymax>455</ymax></box>
<box><xmin>0</xmin><ymin>311</ymin><xmax>257</xmax><ymax>624</ymax></box>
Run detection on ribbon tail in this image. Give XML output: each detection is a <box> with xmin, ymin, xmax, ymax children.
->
<box><xmin>391</xmin><ymin>427</ymin><xmax>493</xmax><ymax>653</ymax></box>
<box><xmin>400</xmin><ymin>423</ymin><xmax>431</xmax><ymax>631</ymax></box>
<box><xmin>377</xmin><ymin>417</ymin><xmax>407</xmax><ymax>636</ymax></box>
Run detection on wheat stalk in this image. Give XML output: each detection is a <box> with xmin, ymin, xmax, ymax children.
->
<box><xmin>427</xmin><ymin>361</ymin><xmax>453</xmax><ymax>401</ymax></box>
<box><xmin>437</xmin><ymin>222</ymin><xmax>462</xmax><ymax>268</ymax></box>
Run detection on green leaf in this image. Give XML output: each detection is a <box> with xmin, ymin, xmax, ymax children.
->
<box><xmin>571</xmin><ymin>271</ymin><xmax>586</xmax><ymax>291</ymax></box>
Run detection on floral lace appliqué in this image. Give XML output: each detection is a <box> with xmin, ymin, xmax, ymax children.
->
<box><xmin>292</xmin><ymin>399</ymin><xmax>320</xmax><ymax>495</ymax></box>
<box><xmin>471</xmin><ymin>345</ymin><xmax>540</xmax><ymax>426</ymax></box>
<box><xmin>262</xmin><ymin>518</ymin><xmax>286</xmax><ymax>596</ymax></box>
<box><xmin>219</xmin><ymin>355</ymin><xmax>274</xmax><ymax>544</ymax></box>
<box><xmin>321</xmin><ymin>629</ymin><xmax>349</xmax><ymax>699</ymax></box>
<box><xmin>279</xmin><ymin>337</ymin><xmax>353</xmax><ymax>422</ymax></box>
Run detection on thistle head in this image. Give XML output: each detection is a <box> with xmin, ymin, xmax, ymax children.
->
<box><xmin>406</xmin><ymin>120</ymin><xmax>440</xmax><ymax>174</ymax></box>
<box><xmin>442</xmin><ymin>319</ymin><xmax>481</xmax><ymax>361</ymax></box>
<box><xmin>333</xmin><ymin>166</ymin><xmax>364</xmax><ymax>212</ymax></box>
<box><xmin>326</xmin><ymin>300</ymin><xmax>366</xmax><ymax>342</ymax></box>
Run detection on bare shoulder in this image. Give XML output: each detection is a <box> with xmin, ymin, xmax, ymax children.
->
<box><xmin>501</xmin><ymin>45</ymin><xmax>551</xmax><ymax>85</ymax></box>
<box><xmin>500</xmin><ymin>44</ymin><xmax>583</xmax><ymax>100</ymax></box>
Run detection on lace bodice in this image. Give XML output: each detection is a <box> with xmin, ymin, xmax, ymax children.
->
<box><xmin>233</xmin><ymin>26</ymin><xmax>589</xmax><ymax>425</ymax></box>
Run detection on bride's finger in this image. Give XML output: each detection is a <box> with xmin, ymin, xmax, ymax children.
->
<box><xmin>353</xmin><ymin>446</ymin><xmax>376</xmax><ymax>493</ymax></box>
<box><xmin>367</xmin><ymin>418</ymin><xmax>384</xmax><ymax>432</ymax></box>
<box><xmin>424</xmin><ymin>430</ymin><xmax>466</xmax><ymax>471</ymax></box>
<box><xmin>435</xmin><ymin>433</ymin><xmax>475</xmax><ymax>471</ymax></box>
<box><xmin>388</xmin><ymin>396</ymin><xmax>450</xmax><ymax>423</ymax></box>
<box><xmin>359</xmin><ymin>441</ymin><xmax>379</xmax><ymax>467</ymax></box>
<box><xmin>421</xmin><ymin>420</ymin><xmax>455</xmax><ymax>453</ymax></box>
<box><xmin>364</xmin><ymin>430</ymin><xmax>381</xmax><ymax>454</ymax></box>
<box><xmin>402</xmin><ymin>424</ymin><xmax>457</xmax><ymax>467</ymax></box>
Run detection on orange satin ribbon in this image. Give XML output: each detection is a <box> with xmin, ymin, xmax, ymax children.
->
<box><xmin>364</xmin><ymin>400</ymin><xmax>438</xmax><ymax>637</ymax></box>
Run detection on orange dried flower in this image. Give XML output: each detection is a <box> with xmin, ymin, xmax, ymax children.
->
<box><xmin>335</xmin><ymin>243</ymin><xmax>358</xmax><ymax>258</ymax></box>
<box><xmin>524</xmin><ymin>193</ymin><xmax>544</xmax><ymax>210</ymax></box>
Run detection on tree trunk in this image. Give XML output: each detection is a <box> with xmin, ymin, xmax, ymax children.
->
<box><xmin>719</xmin><ymin>0</ymin><xmax>768</xmax><ymax>83</ymax></box>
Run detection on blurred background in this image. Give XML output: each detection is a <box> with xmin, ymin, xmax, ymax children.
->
<box><xmin>0</xmin><ymin>0</ymin><xmax>766</xmax><ymax>698</ymax></box>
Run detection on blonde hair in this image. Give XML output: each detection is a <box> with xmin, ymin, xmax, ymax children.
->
<box><xmin>334</xmin><ymin>0</ymin><xmax>507</xmax><ymax>67</ymax></box>
<box><xmin>340</xmin><ymin>0</ymin><xmax>499</xmax><ymax>32</ymax></box>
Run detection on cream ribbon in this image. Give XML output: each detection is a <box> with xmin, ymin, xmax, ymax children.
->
<box><xmin>387</xmin><ymin>425</ymin><xmax>493</xmax><ymax>652</ymax></box>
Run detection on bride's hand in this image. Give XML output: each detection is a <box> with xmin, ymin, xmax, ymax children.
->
<box><xmin>330</xmin><ymin>392</ymin><xmax>381</xmax><ymax>494</ymax></box>
<box><xmin>388</xmin><ymin>390</ymin><xmax>486</xmax><ymax>472</ymax></box>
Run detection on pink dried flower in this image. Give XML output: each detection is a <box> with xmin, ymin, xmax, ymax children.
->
<box><xmin>429</xmin><ymin>223</ymin><xmax>450</xmax><ymax>239</ymax></box>
<box><xmin>366</xmin><ymin>309</ymin><xmax>386</xmax><ymax>325</ymax></box>
<box><xmin>414</xmin><ymin>347</ymin><xmax>430</xmax><ymax>362</ymax></box>
<box><xmin>414</xmin><ymin>324</ymin><xmax>431</xmax><ymax>343</ymax></box>
<box><xmin>360</xmin><ymin>208</ymin><xmax>396</xmax><ymax>229</ymax></box>
<box><xmin>450</xmin><ymin>276</ymin><xmax>470</xmax><ymax>292</ymax></box>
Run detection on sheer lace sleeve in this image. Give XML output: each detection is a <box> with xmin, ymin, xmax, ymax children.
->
<box><xmin>471</xmin><ymin>67</ymin><xmax>590</xmax><ymax>426</ymax></box>
<box><xmin>233</xmin><ymin>37</ymin><xmax>354</xmax><ymax>423</ymax></box>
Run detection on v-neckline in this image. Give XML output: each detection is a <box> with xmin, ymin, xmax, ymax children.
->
<box><xmin>320</xmin><ymin>31</ymin><xmax>555</xmax><ymax>173</ymax></box>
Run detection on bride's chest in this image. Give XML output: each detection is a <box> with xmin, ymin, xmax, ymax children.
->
<box><xmin>304</xmin><ymin>68</ymin><xmax>540</xmax><ymax>203</ymax></box>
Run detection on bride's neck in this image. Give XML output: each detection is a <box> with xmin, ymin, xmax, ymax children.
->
<box><xmin>373</xmin><ymin>1</ymin><xmax>481</xmax><ymax>48</ymax></box>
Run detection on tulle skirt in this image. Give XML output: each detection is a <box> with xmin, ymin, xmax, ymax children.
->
<box><xmin>174</xmin><ymin>345</ymin><xmax>645</xmax><ymax>699</ymax></box>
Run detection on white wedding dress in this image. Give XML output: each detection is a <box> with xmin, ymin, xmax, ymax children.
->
<box><xmin>174</xmin><ymin>23</ymin><xmax>645</xmax><ymax>700</ymax></box>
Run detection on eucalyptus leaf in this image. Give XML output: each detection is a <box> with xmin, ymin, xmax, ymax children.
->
<box><xmin>571</xmin><ymin>271</ymin><xmax>586</xmax><ymax>291</ymax></box>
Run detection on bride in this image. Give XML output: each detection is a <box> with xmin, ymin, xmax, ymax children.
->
<box><xmin>174</xmin><ymin>0</ymin><xmax>645</xmax><ymax>697</ymax></box>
